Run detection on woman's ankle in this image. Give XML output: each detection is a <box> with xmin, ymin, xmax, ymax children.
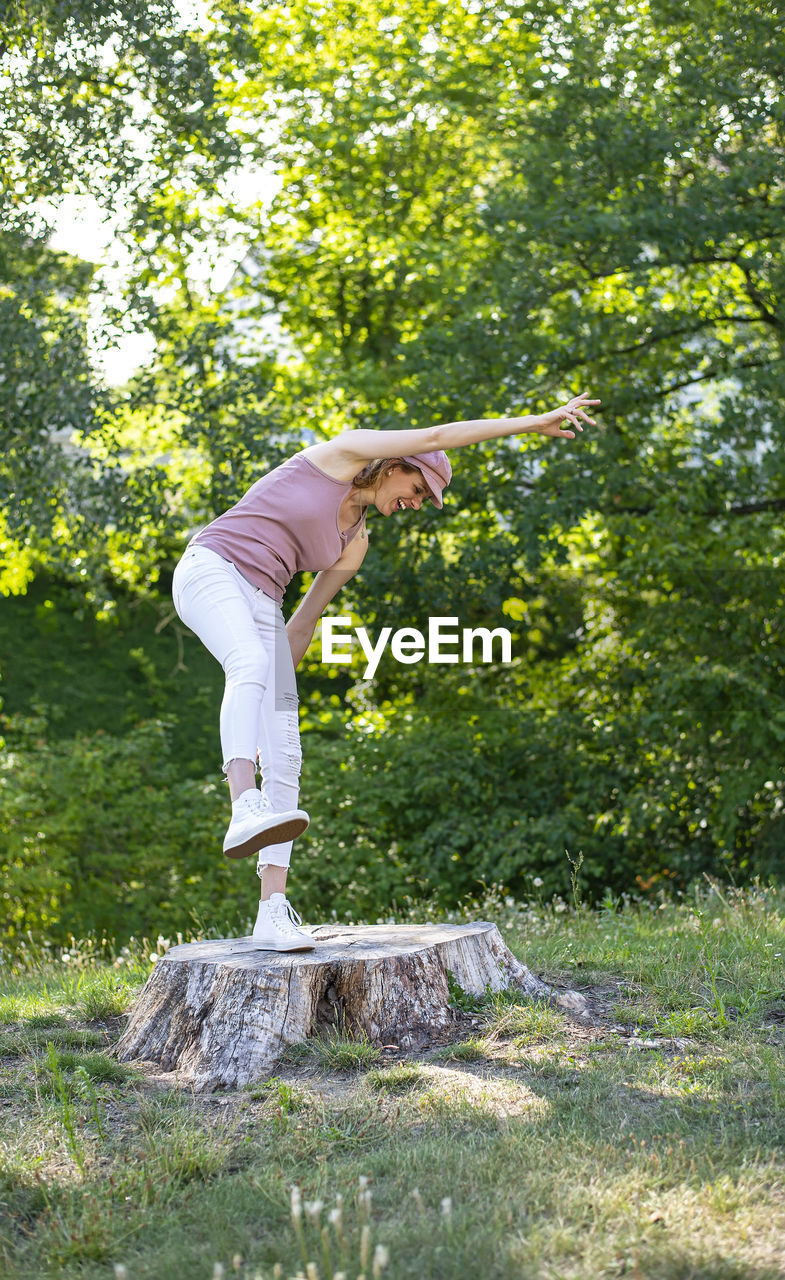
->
<box><xmin>260</xmin><ymin>863</ymin><xmax>288</xmax><ymax>899</ymax></box>
<box><xmin>225</xmin><ymin>757</ymin><xmax>257</xmax><ymax>802</ymax></box>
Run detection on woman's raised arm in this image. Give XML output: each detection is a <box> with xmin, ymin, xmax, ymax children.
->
<box><xmin>306</xmin><ymin>394</ymin><xmax>599</xmax><ymax>476</ymax></box>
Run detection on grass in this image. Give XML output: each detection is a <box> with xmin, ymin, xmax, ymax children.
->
<box><xmin>281</xmin><ymin>1025</ymin><xmax>381</xmax><ymax>1073</ymax></box>
<box><xmin>0</xmin><ymin>882</ymin><xmax>783</xmax><ymax>1279</ymax></box>
<box><xmin>0</xmin><ymin>946</ymin><xmax>152</xmax><ymax>1026</ymax></box>
<box><xmin>364</xmin><ymin>1064</ymin><xmax>428</xmax><ymax>1094</ymax></box>
<box><xmin>431</xmin><ymin>1036</ymin><xmax>488</xmax><ymax>1063</ymax></box>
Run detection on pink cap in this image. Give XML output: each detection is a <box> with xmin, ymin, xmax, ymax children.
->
<box><xmin>401</xmin><ymin>450</ymin><xmax>452</xmax><ymax>508</ymax></box>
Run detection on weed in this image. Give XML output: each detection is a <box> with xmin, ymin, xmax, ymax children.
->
<box><xmin>481</xmin><ymin>992</ymin><xmax>567</xmax><ymax>1044</ymax></box>
<box><xmin>653</xmin><ymin>1007</ymin><xmax>722</xmax><ymax>1037</ymax></box>
<box><xmin>445</xmin><ymin>970</ymin><xmax>486</xmax><ymax>1013</ymax></box>
<box><xmin>316</xmin><ymin>1097</ymin><xmax>395</xmax><ymax>1151</ymax></box>
<box><xmin>283</xmin><ymin>1027</ymin><xmax>381</xmax><ymax>1072</ymax></box>
<box><xmin>691</xmin><ymin>908</ymin><xmax>732</xmax><ymax>1029</ymax></box>
<box><xmin>288</xmin><ymin>1174</ymin><xmax>390</xmax><ymax>1280</ymax></box>
<box><xmin>364</xmin><ymin>1063</ymin><xmax>427</xmax><ymax>1093</ymax></box>
<box><xmin>245</xmin><ymin>1076</ymin><xmax>309</xmax><ymax>1133</ymax></box>
<box><xmin>138</xmin><ymin>1092</ymin><xmax>238</xmax><ymax>1187</ymax></box>
<box><xmin>0</xmin><ymin>1025</ymin><xmax>107</xmax><ymax>1055</ymax></box>
<box><xmin>44</xmin><ymin>1041</ymin><xmax>86</xmax><ymax>1174</ymax></box>
<box><xmin>566</xmin><ymin>848</ymin><xmax>585</xmax><ymax>911</ymax></box>
<box><xmin>246</xmin><ymin>1075</ymin><xmax>304</xmax><ymax>1109</ymax></box>
<box><xmin>74</xmin><ymin>973</ymin><xmax>132</xmax><ymax>1020</ymax></box>
<box><xmin>26</xmin><ymin>1012</ymin><xmax>69</xmax><ymax>1029</ymax></box>
<box><xmin>39</xmin><ymin>1048</ymin><xmax>135</xmax><ymax>1086</ymax></box>
<box><xmin>73</xmin><ymin>1065</ymin><xmax>107</xmax><ymax>1139</ymax></box>
<box><xmin>432</xmin><ymin>1037</ymin><xmax>488</xmax><ymax>1063</ymax></box>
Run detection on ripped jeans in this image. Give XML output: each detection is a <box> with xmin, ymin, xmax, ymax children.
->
<box><xmin>171</xmin><ymin>544</ymin><xmax>302</xmax><ymax>870</ymax></box>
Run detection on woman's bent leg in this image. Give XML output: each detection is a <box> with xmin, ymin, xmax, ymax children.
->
<box><xmin>172</xmin><ymin>547</ymin><xmax>308</xmax><ymax>858</ymax></box>
<box><xmin>222</xmin><ymin>591</ymin><xmax>308</xmax><ymax>859</ymax></box>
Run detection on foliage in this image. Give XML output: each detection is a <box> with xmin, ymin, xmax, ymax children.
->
<box><xmin>0</xmin><ymin>0</ymin><xmax>238</xmax><ymax>583</ymax></box>
<box><xmin>194</xmin><ymin>0</ymin><xmax>785</xmax><ymax>603</ymax></box>
<box><xmin>0</xmin><ymin>572</ymin><xmax>223</xmax><ymax>771</ymax></box>
<box><xmin>1</xmin><ymin>0</ymin><xmax>784</xmax><ymax>936</ymax></box>
<box><xmin>1</xmin><ymin>557</ymin><xmax>783</xmax><ymax>944</ymax></box>
<box><xmin>0</xmin><ymin>715</ymin><xmax>251</xmax><ymax>944</ymax></box>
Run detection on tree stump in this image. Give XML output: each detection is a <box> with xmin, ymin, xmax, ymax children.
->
<box><xmin>116</xmin><ymin>921</ymin><xmax>583</xmax><ymax>1091</ymax></box>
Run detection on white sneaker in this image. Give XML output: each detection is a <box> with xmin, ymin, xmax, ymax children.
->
<box><xmin>223</xmin><ymin>789</ymin><xmax>310</xmax><ymax>860</ymax></box>
<box><xmin>252</xmin><ymin>893</ymin><xmax>315</xmax><ymax>952</ymax></box>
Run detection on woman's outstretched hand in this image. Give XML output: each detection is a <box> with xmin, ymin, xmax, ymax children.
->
<box><xmin>530</xmin><ymin>393</ymin><xmax>600</xmax><ymax>439</ymax></box>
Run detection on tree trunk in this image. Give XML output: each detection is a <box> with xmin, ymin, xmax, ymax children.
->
<box><xmin>116</xmin><ymin>921</ymin><xmax>584</xmax><ymax>1091</ymax></box>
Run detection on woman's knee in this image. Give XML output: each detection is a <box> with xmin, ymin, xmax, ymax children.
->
<box><xmin>224</xmin><ymin>640</ymin><xmax>270</xmax><ymax>689</ymax></box>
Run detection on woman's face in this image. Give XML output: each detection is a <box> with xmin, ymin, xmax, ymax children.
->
<box><xmin>371</xmin><ymin>465</ymin><xmax>429</xmax><ymax>517</ymax></box>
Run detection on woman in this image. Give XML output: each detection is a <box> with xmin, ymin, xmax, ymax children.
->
<box><xmin>172</xmin><ymin>392</ymin><xmax>599</xmax><ymax>951</ymax></box>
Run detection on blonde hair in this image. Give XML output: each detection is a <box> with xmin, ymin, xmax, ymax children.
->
<box><xmin>351</xmin><ymin>458</ymin><xmax>420</xmax><ymax>490</ymax></box>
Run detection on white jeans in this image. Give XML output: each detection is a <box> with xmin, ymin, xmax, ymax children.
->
<box><xmin>172</xmin><ymin>544</ymin><xmax>302</xmax><ymax>869</ymax></box>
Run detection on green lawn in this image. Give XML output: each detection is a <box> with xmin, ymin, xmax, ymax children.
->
<box><xmin>1</xmin><ymin>882</ymin><xmax>783</xmax><ymax>1279</ymax></box>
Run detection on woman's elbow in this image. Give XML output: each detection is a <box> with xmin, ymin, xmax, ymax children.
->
<box><xmin>430</xmin><ymin>423</ymin><xmax>451</xmax><ymax>451</ymax></box>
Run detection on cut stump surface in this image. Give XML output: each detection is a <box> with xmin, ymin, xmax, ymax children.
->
<box><xmin>116</xmin><ymin>921</ymin><xmax>581</xmax><ymax>1091</ymax></box>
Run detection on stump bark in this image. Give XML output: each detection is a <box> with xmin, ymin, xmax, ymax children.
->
<box><xmin>116</xmin><ymin>921</ymin><xmax>580</xmax><ymax>1091</ymax></box>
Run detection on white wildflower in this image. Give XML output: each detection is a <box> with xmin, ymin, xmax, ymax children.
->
<box><xmin>372</xmin><ymin>1243</ymin><xmax>390</xmax><ymax>1276</ymax></box>
<box><xmin>361</xmin><ymin>1223</ymin><xmax>372</xmax><ymax>1271</ymax></box>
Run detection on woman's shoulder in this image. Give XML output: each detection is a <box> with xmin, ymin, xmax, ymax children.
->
<box><xmin>298</xmin><ymin>440</ymin><xmax>359</xmax><ymax>483</ymax></box>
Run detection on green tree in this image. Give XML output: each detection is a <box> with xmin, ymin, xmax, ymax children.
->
<box><xmin>0</xmin><ymin>0</ymin><xmax>239</xmax><ymax>582</ymax></box>
<box><xmin>3</xmin><ymin>0</ymin><xmax>783</xmax><ymax>917</ymax></box>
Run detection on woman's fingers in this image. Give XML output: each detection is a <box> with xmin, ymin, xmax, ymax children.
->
<box><xmin>565</xmin><ymin>395</ymin><xmax>600</xmax><ymax>427</ymax></box>
<box><xmin>540</xmin><ymin>395</ymin><xmax>599</xmax><ymax>438</ymax></box>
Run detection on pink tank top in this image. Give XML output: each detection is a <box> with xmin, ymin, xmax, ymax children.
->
<box><xmin>190</xmin><ymin>452</ymin><xmax>363</xmax><ymax>604</ymax></box>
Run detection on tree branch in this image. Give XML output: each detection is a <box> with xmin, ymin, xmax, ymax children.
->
<box><xmin>738</xmin><ymin>262</ymin><xmax>779</xmax><ymax>327</ymax></box>
<box><xmin>659</xmin><ymin>358</ymin><xmax>777</xmax><ymax>399</ymax></box>
<box><xmin>612</xmin><ymin>496</ymin><xmax>785</xmax><ymax>519</ymax></box>
<box><xmin>595</xmin><ymin>313</ymin><xmax>769</xmax><ymax>361</ymax></box>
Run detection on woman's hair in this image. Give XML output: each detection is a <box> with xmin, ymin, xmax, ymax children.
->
<box><xmin>352</xmin><ymin>458</ymin><xmax>420</xmax><ymax>491</ymax></box>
